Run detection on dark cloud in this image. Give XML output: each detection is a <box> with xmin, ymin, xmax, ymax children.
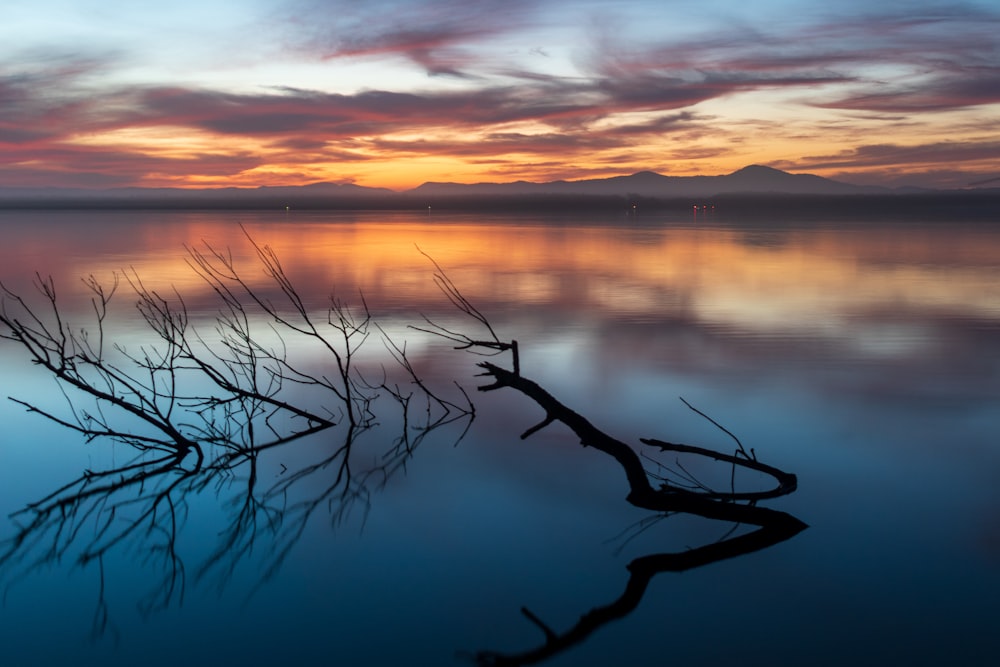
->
<box><xmin>796</xmin><ymin>8</ymin><xmax>1000</xmax><ymax>112</ymax></box>
<box><xmin>0</xmin><ymin>63</ymin><xmax>99</xmax><ymax>143</ymax></box>
<box><xmin>287</xmin><ymin>0</ymin><xmax>538</xmax><ymax>76</ymax></box>
<box><xmin>0</xmin><ymin>139</ymin><xmax>264</xmax><ymax>188</ymax></box>
<box><xmin>819</xmin><ymin>69</ymin><xmax>1000</xmax><ymax>112</ymax></box>
<box><xmin>968</xmin><ymin>174</ymin><xmax>1000</xmax><ymax>186</ymax></box>
<box><xmin>771</xmin><ymin>140</ymin><xmax>1000</xmax><ymax>188</ymax></box>
<box><xmin>583</xmin><ymin>2</ymin><xmax>999</xmax><ymax>114</ymax></box>
<box><xmin>125</xmin><ymin>86</ymin><xmax>715</xmax><ymax>167</ymax></box>
<box><xmin>578</xmin><ymin>111</ymin><xmax>701</xmax><ymax>137</ymax></box>
<box><xmin>775</xmin><ymin>140</ymin><xmax>1000</xmax><ymax>171</ymax></box>
<box><xmin>0</xmin><ymin>166</ymin><xmax>135</xmax><ymax>189</ymax></box>
<box><xmin>128</xmin><ymin>85</ymin><xmax>564</xmax><ymax>136</ymax></box>
<box><xmin>118</xmin><ymin>79</ymin><xmax>718</xmax><ymax>144</ymax></box>
<box><xmin>0</xmin><ymin>126</ymin><xmax>49</xmax><ymax>143</ymax></box>
<box><xmin>372</xmin><ymin>131</ymin><xmax>615</xmax><ymax>158</ymax></box>
<box><xmin>0</xmin><ymin>53</ymin><xmax>143</xmax><ymax>152</ymax></box>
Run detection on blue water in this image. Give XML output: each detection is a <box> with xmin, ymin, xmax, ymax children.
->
<box><xmin>1</xmin><ymin>210</ymin><xmax>998</xmax><ymax>666</ymax></box>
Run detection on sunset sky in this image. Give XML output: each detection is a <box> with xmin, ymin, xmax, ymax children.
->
<box><xmin>2</xmin><ymin>0</ymin><xmax>999</xmax><ymax>191</ymax></box>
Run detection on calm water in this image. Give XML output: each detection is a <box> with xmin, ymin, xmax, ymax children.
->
<box><xmin>0</xmin><ymin>210</ymin><xmax>998</xmax><ymax>666</ymax></box>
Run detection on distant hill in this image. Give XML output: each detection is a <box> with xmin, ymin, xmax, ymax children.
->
<box><xmin>407</xmin><ymin>165</ymin><xmax>888</xmax><ymax>198</ymax></box>
<box><xmin>5</xmin><ymin>166</ymin><xmax>997</xmax><ymax>212</ymax></box>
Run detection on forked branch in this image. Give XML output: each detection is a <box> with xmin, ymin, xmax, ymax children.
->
<box><xmin>476</xmin><ymin>361</ymin><xmax>803</xmax><ymax>529</ymax></box>
<box><xmin>411</xmin><ymin>247</ymin><xmax>520</xmax><ymax>374</ymax></box>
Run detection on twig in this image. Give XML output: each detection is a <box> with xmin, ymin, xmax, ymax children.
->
<box><xmin>678</xmin><ymin>396</ymin><xmax>750</xmax><ymax>459</ymax></box>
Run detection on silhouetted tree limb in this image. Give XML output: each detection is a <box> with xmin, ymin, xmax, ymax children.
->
<box><xmin>476</xmin><ymin>361</ymin><xmax>803</xmax><ymax>529</ymax></box>
<box><xmin>415</xmin><ymin>260</ymin><xmax>806</xmax><ymax>665</ymax></box>
<box><xmin>640</xmin><ymin>437</ymin><xmax>798</xmax><ymax>501</ymax></box>
<box><xmin>1</xmin><ymin>274</ymin><xmax>204</xmax><ymax>458</ymax></box>
<box><xmin>184</xmin><ymin>229</ymin><xmax>376</xmax><ymax>428</ymax></box>
<box><xmin>0</xmin><ymin>238</ymin><xmax>475</xmax><ymax>633</ymax></box>
<box><xmin>0</xmin><ymin>230</ymin><xmax>482</xmax><ymax>461</ymax></box>
<box><xmin>410</xmin><ymin>255</ymin><xmax>800</xmax><ymax>527</ymax></box>
<box><xmin>411</xmin><ymin>247</ymin><xmax>520</xmax><ymax>374</ymax></box>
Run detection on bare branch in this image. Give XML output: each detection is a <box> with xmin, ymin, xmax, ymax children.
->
<box><xmin>678</xmin><ymin>396</ymin><xmax>750</xmax><ymax>459</ymax></box>
<box><xmin>411</xmin><ymin>247</ymin><xmax>520</xmax><ymax>374</ymax></box>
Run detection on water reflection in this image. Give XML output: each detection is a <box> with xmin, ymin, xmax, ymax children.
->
<box><xmin>1</xmin><ymin>211</ymin><xmax>998</xmax><ymax>665</ymax></box>
<box><xmin>1</xmin><ymin>409</ymin><xmax>469</xmax><ymax>639</ymax></box>
<box><xmin>1</xmin><ymin>226</ymin><xmax>808</xmax><ymax>664</ymax></box>
<box><xmin>462</xmin><ymin>357</ymin><xmax>806</xmax><ymax>665</ymax></box>
<box><xmin>470</xmin><ymin>517</ymin><xmax>803</xmax><ymax>666</ymax></box>
<box><xmin>0</xmin><ymin>230</ymin><xmax>475</xmax><ymax>645</ymax></box>
<box><xmin>3</xmin><ymin>212</ymin><xmax>998</xmax><ymax>323</ymax></box>
<box><xmin>1</xmin><ymin>332</ymin><xmax>806</xmax><ymax>666</ymax></box>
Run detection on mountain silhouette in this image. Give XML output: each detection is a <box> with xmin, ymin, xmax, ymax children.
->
<box><xmin>9</xmin><ymin>166</ymin><xmax>992</xmax><ymax>211</ymax></box>
<box><xmin>408</xmin><ymin>165</ymin><xmax>886</xmax><ymax>198</ymax></box>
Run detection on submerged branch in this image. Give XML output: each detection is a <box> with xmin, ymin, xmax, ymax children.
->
<box><xmin>0</xmin><ymin>239</ymin><xmax>478</xmax><ymax>632</ymax></box>
<box><xmin>639</xmin><ymin>437</ymin><xmax>797</xmax><ymax>500</ymax></box>
<box><xmin>476</xmin><ymin>361</ymin><xmax>803</xmax><ymax>529</ymax></box>
<box><xmin>412</xmin><ymin>247</ymin><xmax>520</xmax><ymax>374</ymax></box>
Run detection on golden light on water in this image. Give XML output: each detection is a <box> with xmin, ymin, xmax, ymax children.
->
<box><xmin>7</xmin><ymin>216</ymin><xmax>989</xmax><ymax>340</ymax></box>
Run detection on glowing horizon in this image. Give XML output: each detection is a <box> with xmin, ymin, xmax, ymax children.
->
<box><xmin>3</xmin><ymin>0</ymin><xmax>999</xmax><ymax>191</ymax></box>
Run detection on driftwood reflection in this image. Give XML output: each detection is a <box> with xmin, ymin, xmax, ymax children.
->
<box><xmin>470</xmin><ymin>518</ymin><xmax>805</xmax><ymax>666</ymax></box>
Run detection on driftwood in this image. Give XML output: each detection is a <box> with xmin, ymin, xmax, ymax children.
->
<box><xmin>467</xmin><ymin>360</ymin><xmax>806</xmax><ymax>666</ymax></box>
<box><xmin>476</xmin><ymin>361</ymin><xmax>805</xmax><ymax>531</ymax></box>
<box><xmin>405</xmin><ymin>253</ymin><xmax>808</xmax><ymax>665</ymax></box>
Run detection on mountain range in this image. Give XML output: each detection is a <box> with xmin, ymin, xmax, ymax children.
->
<box><xmin>409</xmin><ymin>165</ymin><xmax>891</xmax><ymax>197</ymax></box>
<box><xmin>2</xmin><ymin>165</ymin><xmax>991</xmax><ymax>208</ymax></box>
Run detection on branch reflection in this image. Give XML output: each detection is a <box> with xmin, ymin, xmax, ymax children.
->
<box><xmin>461</xmin><ymin>358</ymin><xmax>805</xmax><ymax>666</ymax></box>
<box><xmin>469</xmin><ymin>511</ymin><xmax>805</xmax><ymax>666</ymax></box>
<box><xmin>0</xmin><ymin>232</ymin><xmax>474</xmax><ymax>635</ymax></box>
<box><xmin>0</xmin><ymin>402</ymin><xmax>471</xmax><ymax>634</ymax></box>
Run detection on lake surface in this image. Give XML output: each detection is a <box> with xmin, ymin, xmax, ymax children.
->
<box><xmin>1</xmin><ymin>209</ymin><xmax>998</xmax><ymax>666</ymax></box>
